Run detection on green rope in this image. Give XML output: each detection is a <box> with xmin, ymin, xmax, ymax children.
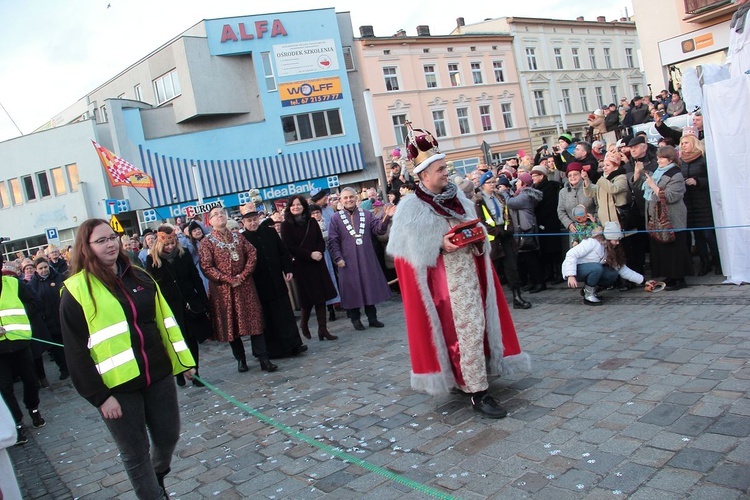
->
<box><xmin>193</xmin><ymin>375</ymin><xmax>458</xmax><ymax>500</ymax></box>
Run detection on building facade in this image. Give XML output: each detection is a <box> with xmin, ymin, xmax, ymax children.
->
<box><xmin>1</xmin><ymin>8</ymin><xmax>380</xmax><ymax>258</ymax></box>
<box><xmin>632</xmin><ymin>0</ymin><xmax>737</xmax><ymax>91</ymax></box>
<box><xmin>454</xmin><ymin>16</ymin><xmax>645</xmax><ymax>148</ymax></box>
<box><xmin>354</xmin><ymin>25</ymin><xmax>531</xmax><ymax>175</ymax></box>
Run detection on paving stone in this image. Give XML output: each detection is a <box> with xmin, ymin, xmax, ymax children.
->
<box><xmin>599</xmin><ymin>462</ymin><xmax>657</xmax><ymax>494</ymax></box>
<box><xmin>704</xmin><ymin>462</ymin><xmax>750</xmax><ymax>491</ymax></box>
<box><xmin>645</xmin><ymin>467</ymin><xmax>702</xmax><ymax>492</ymax></box>
<box><xmin>668</xmin><ymin>414</ymin><xmax>714</xmax><ymax>437</ymax></box>
<box><xmin>552</xmin><ymin>379</ymin><xmax>597</xmax><ymax>396</ymax></box>
<box><xmin>555</xmin><ymin>468</ymin><xmax>600</xmax><ymax>493</ymax></box>
<box><xmin>706</xmin><ymin>414</ymin><xmax>750</xmax><ymax>437</ymax></box>
<box><xmin>686</xmin><ymin>484</ymin><xmax>742</xmax><ymax>500</ymax></box>
<box><xmin>638</xmin><ymin>403</ymin><xmax>688</xmax><ymax>426</ymax></box>
<box><xmin>667</xmin><ymin>448</ymin><xmax>723</xmax><ymax>473</ymax></box>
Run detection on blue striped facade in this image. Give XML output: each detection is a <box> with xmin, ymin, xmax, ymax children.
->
<box><xmin>139</xmin><ymin>142</ymin><xmax>365</xmax><ymax>208</ymax></box>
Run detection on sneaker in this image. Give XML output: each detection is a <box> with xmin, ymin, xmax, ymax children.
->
<box><xmin>30</xmin><ymin>409</ymin><xmax>46</xmax><ymax>428</ymax></box>
<box><xmin>15</xmin><ymin>425</ymin><xmax>28</xmax><ymax>445</ymax></box>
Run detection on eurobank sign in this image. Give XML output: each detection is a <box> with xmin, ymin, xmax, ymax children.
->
<box><xmin>141</xmin><ymin>176</ymin><xmax>339</xmax><ymax>221</ymax></box>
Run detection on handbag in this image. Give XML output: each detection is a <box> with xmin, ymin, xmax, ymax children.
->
<box><xmin>516</xmin><ymin>228</ymin><xmax>540</xmax><ymax>252</ymax></box>
<box><xmin>646</xmin><ymin>191</ymin><xmax>676</xmax><ymax>243</ymax></box>
<box><xmin>615</xmin><ymin>200</ymin><xmax>638</xmax><ymax>230</ymax></box>
<box><xmin>446</xmin><ymin>218</ymin><xmax>485</xmax><ymax>248</ymax></box>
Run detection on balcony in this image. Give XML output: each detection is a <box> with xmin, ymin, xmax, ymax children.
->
<box><xmin>683</xmin><ymin>0</ymin><xmax>736</xmax><ymax>23</ymax></box>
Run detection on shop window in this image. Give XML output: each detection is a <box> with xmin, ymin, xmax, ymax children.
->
<box><xmin>281</xmin><ymin>109</ymin><xmax>343</xmax><ymax>144</ymax></box>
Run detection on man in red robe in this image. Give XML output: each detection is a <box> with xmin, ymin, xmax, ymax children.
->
<box><xmin>386</xmin><ymin>125</ymin><xmax>530</xmax><ymax>418</ymax></box>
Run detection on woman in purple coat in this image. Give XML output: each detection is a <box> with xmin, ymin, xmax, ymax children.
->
<box><xmin>280</xmin><ymin>196</ymin><xmax>338</xmax><ymax>341</ymax></box>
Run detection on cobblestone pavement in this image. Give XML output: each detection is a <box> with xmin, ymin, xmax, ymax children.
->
<box><xmin>9</xmin><ymin>274</ymin><xmax>750</xmax><ymax>499</ymax></box>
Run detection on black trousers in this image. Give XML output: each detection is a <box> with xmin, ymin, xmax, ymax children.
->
<box><xmin>348</xmin><ymin>305</ymin><xmax>377</xmax><ymax>322</ymax></box>
<box><xmin>229</xmin><ymin>336</ymin><xmax>269</xmax><ymax>362</ymax></box>
<box><xmin>0</xmin><ymin>345</ymin><xmax>40</xmax><ymax>424</ymax></box>
<box><xmin>493</xmin><ymin>238</ymin><xmax>522</xmax><ymax>290</ymax></box>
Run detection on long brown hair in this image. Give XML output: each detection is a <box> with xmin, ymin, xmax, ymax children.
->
<box><xmin>70</xmin><ymin>219</ymin><xmax>151</xmax><ymax>316</ymax></box>
<box><xmin>604</xmin><ymin>239</ymin><xmax>626</xmax><ymax>269</ymax></box>
<box><xmin>149</xmin><ymin>224</ymin><xmax>185</xmax><ymax>269</ymax></box>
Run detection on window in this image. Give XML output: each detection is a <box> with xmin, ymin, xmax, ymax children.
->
<box><xmin>281</xmin><ymin>109</ymin><xmax>344</xmax><ymax>144</ymax></box>
<box><xmin>533</xmin><ymin>90</ymin><xmax>546</xmax><ymax>116</ymax></box>
<box><xmin>51</xmin><ymin>167</ymin><xmax>67</xmax><ymax>195</ymax></box>
<box><xmin>588</xmin><ymin>48</ymin><xmax>597</xmax><ymax>69</ymax></box>
<box><xmin>392</xmin><ymin>114</ymin><xmax>408</xmax><ymax>145</ymax></box>
<box><xmin>610</xmin><ymin>86</ymin><xmax>618</xmax><ymax>103</ymax></box>
<box><xmin>153</xmin><ymin>69</ymin><xmax>181</xmax><ymax>105</ymax></box>
<box><xmin>9</xmin><ymin>178</ymin><xmax>22</xmax><ymax>205</ymax></box>
<box><xmin>456</xmin><ymin>108</ymin><xmax>470</xmax><ymax>134</ymax></box>
<box><xmin>561</xmin><ymin>89</ymin><xmax>572</xmax><ymax>113</ymax></box>
<box><xmin>36</xmin><ymin>172</ymin><xmax>51</xmax><ymax>198</ymax></box>
<box><xmin>632</xmin><ymin>84</ymin><xmax>640</xmax><ymax>97</ymax></box>
<box><xmin>423</xmin><ymin>48</ymin><xmax>430</xmax><ymax>53</ymax></box>
<box><xmin>432</xmin><ymin>110</ymin><xmax>447</xmax><ymax>137</ymax></box>
<box><xmin>261</xmin><ymin>52</ymin><xmax>276</xmax><ymax>91</ymax></box>
<box><xmin>572</xmin><ymin>48</ymin><xmax>580</xmax><ymax>69</ymax></box>
<box><xmin>0</xmin><ymin>181</ymin><xmax>10</xmax><ymax>208</ymax></box>
<box><xmin>604</xmin><ymin>48</ymin><xmax>612</xmax><ymax>69</ymax></box>
<box><xmin>501</xmin><ymin>103</ymin><xmax>513</xmax><ymax>128</ymax></box>
<box><xmin>479</xmin><ymin>105</ymin><xmax>492</xmax><ymax>131</ymax></box>
<box><xmin>554</xmin><ymin>48</ymin><xmax>563</xmax><ymax>70</ymax></box>
<box><xmin>625</xmin><ymin>48</ymin><xmax>634</xmax><ymax>68</ymax></box>
<box><xmin>21</xmin><ymin>175</ymin><xmax>36</xmax><ymax>202</ymax></box>
<box><xmin>342</xmin><ymin>46</ymin><xmax>355</xmax><ymax>71</ymax></box>
<box><xmin>134</xmin><ymin>84</ymin><xmax>143</xmax><ymax>101</ymax></box>
<box><xmin>424</xmin><ymin>65</ymin><xmax>437</xmax><ymax>88</ymax></box>
<box><xmin>594</xmin><ymin>87</ymin><xmax>604</xmax><ymax>109</ymax></box>
<box><xmin>448</xmin><ymin>63</ymin><xmax>461</xmax><ymax>87</ymax></box>
<box><xmin>383</xmin><ymin>67</ymin><xmax>399</xmax><ymax>91</ymax></box>
<box><xmin>471</xmin><ymin>62</ymin><xmax>483</xmax><ymax>84</ymax></box>
<box><xmin>99</xmin><ymin>105</ymin><xmax>108</xmax><ymax>123</ymax></box>
<box><xmin>383</xmin><ymin>50</ymin><xmax>390</xmax><ymax>55</ymax></box>
<box><xmin>525</xmin><ymin>48</ymin><xmax>537</xmax><ymax>70</ymax></box>
<box><xmin>579</xmin><ymin>88</ymin><xmax>589</xmax><ymax>111</ymax></box>
<box><xmin>492</xmin><ymin>61</ymin><xmax>505</xmax><ymax>83</ymax></box>
<box><xmin>67</xmin><ymin>163</ymin><xmax>79</xmax><ymax>192</ymax></box>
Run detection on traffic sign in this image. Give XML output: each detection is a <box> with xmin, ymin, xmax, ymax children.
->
<box><xmin>45</xmin><ymin>228</ymin><xmax>60</xmax><ymax>246</ymax></box>
<box><xmin>109</xmin><ymin>215</ymin><xmax>124</xmax><ymax>233</ymax></box>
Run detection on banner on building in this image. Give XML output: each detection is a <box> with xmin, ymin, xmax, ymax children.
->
<box><xmin>93</xmin><ymin>141</ymin><xmax>154</xmax><ymax>188</ymax></box>
<box><xmin>279</xmin><ymin>77</ymin><xmax>343</xmax><ymax>107</ymax></box>
<box><xmin>273</xmin><ymin>39</ymin><xmax>339</xmax><ymax>77</ymax></box>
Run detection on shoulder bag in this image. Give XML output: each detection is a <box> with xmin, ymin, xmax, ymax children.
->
<box><xmin>646</xmin><ymin>190</ymin><xmax>676</xmax><ymax>243</ymax></box>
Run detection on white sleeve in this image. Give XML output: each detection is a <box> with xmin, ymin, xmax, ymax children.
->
<box><xmin>618</xmin><ymin>265</ymin><xmax>644</xmax><ymax>285</ymax></box>
<box><xmin>561</xmin><ymin>238</ymin><xmax>596</xmax><ymax>278</ymax></box>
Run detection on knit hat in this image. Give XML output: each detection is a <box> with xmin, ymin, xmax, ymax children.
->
<box><xmin>310</xmin><ymin>188</ymin><xmax>329</xmax><ymax>203</ymax></box>
<box><xmin>572</xmin><ymin>204</ymin><xmax>587</xmax><ymax>218</ymax></box>
<box><xmin>497</xmin><ymin>175</ymin><xmax>511</xmax><ymax>188</ymax></box>
<box><xmin>530</xmin><ymin>165</ymin><xmax>549</xmax><ymax>177</ymax></box>
<box><xmin>479</xmin><ymin>171</ymin><xmax>494</xmax><ymax>186</ymax></box>
<box><xmin>566</xmin><ymin>162</ymin><xmax>584</xmax><ymax>174</ymax></box>
<box><xmin>517</xmin><ymin>172</ymin><xmax>533</xmax><ymax>186</ymax></box>
<box><xmin>558</xmin><ymin>133</ymin><xmax>573</xmax><ymax>145</ymax></box>
<box><xmin>603</xmin><ymin>221</ymin><xmax>624</xmax><ymax>241</ymax></box>
<box><xmin>187</xmin><ymin>221</ymin><xmax>203</xmax><ymax>235</ymax></box>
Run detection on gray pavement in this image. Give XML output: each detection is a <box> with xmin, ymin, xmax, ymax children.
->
<box><xmin>9</xmin><ymin>273</ymin><xmax>750</xmax><ymax>499</ymax></box>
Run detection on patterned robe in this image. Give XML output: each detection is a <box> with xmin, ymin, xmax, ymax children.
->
<box><xmin>198</xmin><ymin>229</ymin><xmax>263</xmax><ymax>342</ymax></box>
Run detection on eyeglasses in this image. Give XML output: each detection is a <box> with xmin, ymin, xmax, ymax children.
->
<box><xmin>209</xmin><ymin>211</ymin><xmax>227</xmax><ymax>219</ymax></box>
<box><xmin>89</xmin><ymin>235</ymin><xmax>119</xmax><ymax>245</ymax></box>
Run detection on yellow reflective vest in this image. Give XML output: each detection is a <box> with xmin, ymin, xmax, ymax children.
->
<box><xmin>65</xmin><ymin>271</ymin><xmax>195</xmax><ymax>389</ymax></box>
<box><xmin>481</xmin><ymin>204</ymin><xmax>496</xmax><ymax>242</ymax></box>
<box><xmin>0</xmin><ymin>277</ymin><xmax>32</xmax><ymax>342</ymax></box>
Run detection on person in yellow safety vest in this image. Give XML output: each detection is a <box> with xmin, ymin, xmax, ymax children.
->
<box><xmin>473</xmin><ymin>171</ymin><xmax>532</xmax><ymax>310</ymax></box>
<box><xmin>60</xmin><ymin>219</ymin><xmax>196</xmax><ymax>499</ymax></box>
<box><xmin>0</xmin><ymin>253</ymin><xmax>47</xmax><ymax>446</ymax></box>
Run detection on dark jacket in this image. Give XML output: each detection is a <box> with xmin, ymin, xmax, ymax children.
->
<box><xmin>656</xmin><ymin>121</ymin><xmax>704</xmax><ymax>144</ymax></box>
<box><xmin>533</xmin><ymin>178</ymin><xmax>563</xmax><ymax>254</ymax></box>
<box><xmin>146</xmin><ymin>250</ymin><xmax>209</xmax><ymax>332</ymax></box>
<box><xmin>28</xmin><ymin>268</ymin><xmax>63</xmax><ymax>340</ymax></box>
<box><xmin>681</xmin><ymin>154</ymin><xmax>714</xmax><ymax>228</ymax></box>
<box><xmin>625</xmin><ymin>146</ymin><xmax>658</xmax><ymax>217</ymax></box>
<box><xmin>500</xmin><ymin>186</ymin><xmax>544</xmax><ymax>232</ymax></box>
<box><xmin>579</xmin><ymin>153</ymin><xmax>602</xmax><ymax>184</ymax></box>
<box><xmin>242</xmin><ymin>225</ymin><xmax>294</xmax><ymax>302</ymax></box>
<box><xmin>474</xmin><ymin>192</ymin><xmax>515</xmax><ymax>261</ymax></box>
<box><xmin>48</xmin><ymin>258</ymin><xmax>70</xmax><ymax>279</ymax></box>
<box><xmin>60</xmin><ymin>261</ymin><xmax>173</xmax><ymax>407</ymax></box>
<box><xmin>605</xmin><ymin>111</ymin><xmax>620</xmax><ymax>132</ymax></box>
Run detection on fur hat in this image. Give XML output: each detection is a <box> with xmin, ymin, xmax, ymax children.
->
<box><xmin>530</xmin><ymin>165</ymin><xmax>549</xmax><ymax>177</ymax></box>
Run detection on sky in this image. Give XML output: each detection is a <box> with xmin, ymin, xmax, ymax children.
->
<box><xmin>0</xmin><ymin>0</ymin><xmax>634</xmax><ymax>143</ymax></box>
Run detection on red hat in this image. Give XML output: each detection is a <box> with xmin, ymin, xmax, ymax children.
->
<box><xmin>517</xmin><ymin>172</ymin><xmax>533</xmax><ymax>186</ymax></box>
<box><xmin>566</xmin><ymin>162</ymin><xmax>584</xmax><ymax>174</ymax></box>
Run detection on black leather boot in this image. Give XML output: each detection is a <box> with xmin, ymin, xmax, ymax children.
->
<box><xmin>237</xmin><ymin>358</ymin><xmax>249</xmax><ymax>372</ymax></box>
<box><xmin>512</xmin><ymin>288</ymin><xmax>532</xmax><ymax>309</ymax></box>
<box><xmin>259</xmin><ymin>358</ymin><xmax>278</xmax><ymax>372</ymax></box>
<box><xmin>698</xmin><ymin>257</ymin><xmax>711</xmax><ymax>276</ymax></box>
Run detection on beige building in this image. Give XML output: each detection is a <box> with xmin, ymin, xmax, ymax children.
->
<box><xmin>354</xmin><ymin>25</ymin><xmax>531</xmax><ymax>175</ymax></box>
<box><xmin>632</xmin><ymin>0</ymin><xmax>738</xmax><ymax>91</ymax></box>
<box><xmin>454</xmin><ymin>16</ymin><xmax>644</xmax><ymax>148</ymax></box>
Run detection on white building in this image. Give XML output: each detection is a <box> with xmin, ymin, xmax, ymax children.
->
<box><xmin>454</xmin><ymin>15</ymin><xmax>646</xmax><ymax>148</ymax></box>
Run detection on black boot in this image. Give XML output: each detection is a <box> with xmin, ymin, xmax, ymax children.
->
<box><xmin>259</xmin><ymin>358</ymin><xmax>278</xmax><ymax>372</ymax></box>
<box><xmin>156</xmin><ymin>468</ymin><xmax>170</xmax><ymax>498</ymax></box>
<box><xmin>698</xmin><ymin>257</ymin><xmax>711</xmax><ymax>276</ymax></box>
<box><xmin>512</xmin><ymin>288</ymin><xmax>532</xmax><ymax>309</ymax></box>
<box><xmin>237</xmin><ymin>358</ymin><xmax>249</xmax><ymax>372</ymax></box>
<box><xmin>471</xmin><ymin>392</ymin><xmax>508</xmax><ymax>419</ymax></box>
<box><xmin>328</xmin><ymin>304</ymin><xmax>336</xmax><ymax>322</ymax></box>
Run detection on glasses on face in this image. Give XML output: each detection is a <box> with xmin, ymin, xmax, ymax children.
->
<box><xmin>90</xmin><ymin>235</ymin><xmax>119</xmax><ymax>245</ymax></box>
<box><xmin>210</xmin><ymin>211</ymin><xmax>227</xmax><ymax>220</ymax></box>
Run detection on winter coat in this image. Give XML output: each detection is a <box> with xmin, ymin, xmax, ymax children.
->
<box><xmin>500</xmin><ymin>187</ymin><xmax>543</xmax><ymax>232</ymax></box>
<box><xmin>583</xmin><ymin>169</ymin><xmax>630</xmax><ymax>225</ymax></box>
<box><xmin>533</xmin><ymin>178</ymin><xmax>563</xmax><ymax>254</ymax></box>
<box><xmin>632</xmin><ymin>165</ymin><xmax>688</xmax><ymax>230</ymax></box>
<box><xmin>680</xmin><ymin>154</ymin><xmax>714</xmax><ymax>228</ymax></box>
<box><xmin>604</xmin><ymin>111</ymin><xmax>620</xmax><ymax>132</ymax></box>
<box><xmin>587</xmin><ymin>115</ymin><xmax>607</xmax><ymax>135</ymax></box>
<box><xmin>557</xmin><ymin>181</ymin><xmax>597</xmax><ymax>230</ymax></box>
<box><xmin>474</xmin><ymin>192</ymin><xmax>515</xmax><ymax>261</ymax></box>
<box><xmin>27</xmin><ymin>268</ymin><xmax>64</xmax><ymax>340</ymax></box>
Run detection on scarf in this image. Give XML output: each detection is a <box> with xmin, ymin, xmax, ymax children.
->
<box><xmin>415</xmin><ymin>181</ymin><xmax>468</xmax><ymax>219</ymax></box>
<box><xmin>642</xmin><ymin>162</ymin><xmax>675</xmax><ymax>201</ymax></box>
<box><xmin>293</xmin><ymin>214</ymin><xmax>309</xmax><ymax>226</ymax></box>
<box><xmin>160</xmin><ymin>246</ymin><xmax>179</xmax><ymax>264</ymax></box>
<box><xmin>680</xmin><ymin>148</ymin><xmax>702</xmax><ymax>164</ymax></box>
<box><xmin>606</xmin><ymin>166</ymin><xmax>626</xmax><ymax>182</ymax></box>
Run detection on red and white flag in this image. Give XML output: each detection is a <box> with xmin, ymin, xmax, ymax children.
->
<box><xmin>92</xmin><ymin>140</ymin><xmax>154</xmax><ymax>188</ymax></box>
